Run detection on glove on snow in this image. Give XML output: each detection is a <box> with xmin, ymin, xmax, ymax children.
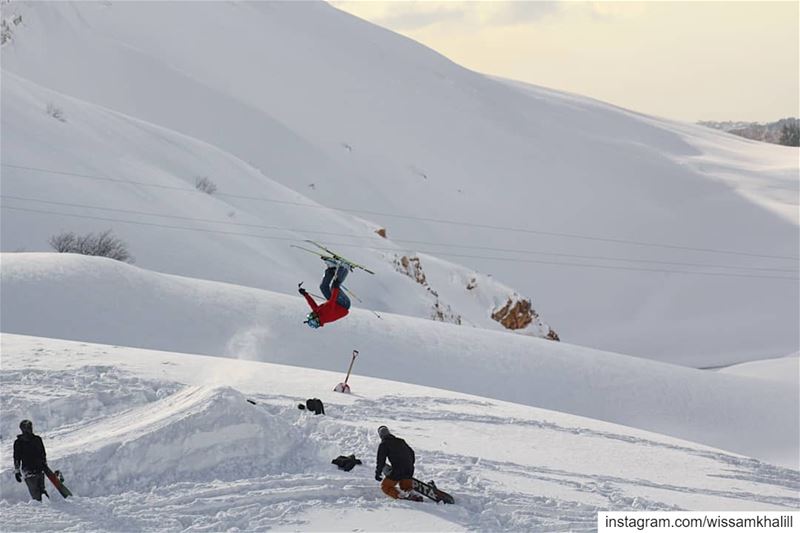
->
<box><xmin>297</xmin><ymin>282</ymin><xmax>307</xmax><ymax>295</ymax></box>
<box><xmin>14</xmin><ymin>472</ymin><xmax>21</xmax><ymax>483</ymax></box>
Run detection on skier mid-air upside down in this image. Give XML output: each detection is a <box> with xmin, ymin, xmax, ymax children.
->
<box><xmin>298</xmin><ymin>259</ymin><xmax>352</xmax><ymax>329</ymax></box>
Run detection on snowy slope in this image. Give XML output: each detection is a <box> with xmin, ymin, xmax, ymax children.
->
<box><xmin>717</xmin><ymin>354</ymin><xmax>800</xmax><ymax>384</ymax></box>
<box><xmin>1</xmin><ymin>334</ymin><xmax>797</xmax><ymax>532</ymax></box>
<box><xmin>2</xmin><ymin>253</ymin><xmax>797</xmax><ymax>469</ymax></box>
<box><xmin>1</xmin><ymin>1</ymin><xmax>797</xmax><ymax>367</ymax></box>
<box><xmin>0</xmin><ymin>70</ymin><xmax>556</xmax><ymax>339</ymax></box>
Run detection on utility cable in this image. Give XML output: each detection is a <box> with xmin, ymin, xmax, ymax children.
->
<box><xmin>2</xmin><ymin>194</ymin><xmax>796</xmax><ymax>274</ymax></box>
<box><xmin>2</xmin><ymin>204</ymin><xmax>796</xmax><ymax>281</ymax></box>
<box><xmin>3</xmin><ymin>162</ymin><xmax>797</xmax><ymax>261</ymax></box>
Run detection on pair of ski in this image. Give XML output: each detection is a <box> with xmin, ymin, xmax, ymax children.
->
<box><xmin>293</xmin><ymin>240</ymin><xmax>382</xmax><ymax>319</ymax></box>
<box><xmin>291</xmin><ymin>240</ymin><xmax>375</xmax><ymax>275</ymax></box>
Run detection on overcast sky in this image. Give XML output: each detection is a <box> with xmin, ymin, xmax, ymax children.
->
<box><xmin>331</xmin><ymin>1</ymin><xmax>799</xmax><ymax>123</ymax></box>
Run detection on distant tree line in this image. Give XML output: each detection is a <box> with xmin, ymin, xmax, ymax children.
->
<box><xmin>699</xmin><ymin>118</ymin><xmax>799</xmax><ymax>147</ymax></box>
<box><xmin>779</xmin><ymin>121</ymin><xmax>800</xmax><ymax>146</ymax></box>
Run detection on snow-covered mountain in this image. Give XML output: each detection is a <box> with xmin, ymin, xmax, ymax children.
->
<box><xmin>0</xmin><ymin>70</ymin><xmax>556</xmax><ymax>340</ymax></box>
<box><xmin>1</xmin><ymin>333</ymin><xmax>797</xmax><ymax>532</ymax></box>
<box><xmin>1</xmin><ymin>2</ymin><xmax>798</xmax><ymax>528</ymax></box>
<box><xmin>1</xmin><ymin>1</ymin><xmax>797</xmax><ymax>367</ymax></box>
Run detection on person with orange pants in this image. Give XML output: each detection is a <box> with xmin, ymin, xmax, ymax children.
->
<box><xmin>374</xmin><ymin>425</ymin><xmax>422</xmax><ymax>501</ymax></box>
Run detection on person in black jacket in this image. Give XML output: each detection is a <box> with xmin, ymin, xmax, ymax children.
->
<box><xmin>13</xmin><ymin>419</ymin><xmax>49</xmax><ymax>501</ymax></box>
<box><xmin>374</xmin><ymin>425</ymin><xmax>420</xmax><ymax>500</ymax></box>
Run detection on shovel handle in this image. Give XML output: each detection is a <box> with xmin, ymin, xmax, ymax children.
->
<box><xmin>344</xmin><ymin>350</ymin><xmax>358</xmax><ymax>384</ymax></box>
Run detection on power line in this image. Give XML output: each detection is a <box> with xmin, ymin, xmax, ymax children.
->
<box><xmin>379</xmin><ymin>238</ymin><xmax>798</xmax><ymax>274</ymax></box>
<box><xmin>3</xmin><ymin>194</ymin><xmax>797</xmax><ymax>274</ymax></box>
<box><xmin>2</xmin><ymin>205</ymin><xmax>302</xmax><ymax>244</ymax></box>
<box><xmin>3</xmin><ymin>204</ymin><xmax>797</xmax><ymax>281</ymax></box>
<box><xmin>4</xmin><ymin>162</ymin><xmax>797</xmax><ymax>261</ymax></box>
<box><xmin>0</xmin><ymin>194</ymin><xmax>350</xmax><ymax>238</ymax></box>
<box><xmin>405</xmin><ymin>249</ymin><xmax>799</xmax><ymax>281</ymax></box>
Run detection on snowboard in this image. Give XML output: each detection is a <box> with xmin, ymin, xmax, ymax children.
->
<box><xmin>44</xmin><ymin>466</ymin><xmax>72</xmax><ymax>498</ymax></box>
<box><xmin>411</xmin><ymin>478</ymin><xmax>455</xmax><ymax>504</ymax></box>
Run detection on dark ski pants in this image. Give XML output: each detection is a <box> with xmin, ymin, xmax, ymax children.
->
<box><xmin>320</xmin><ymin>266</ymin><xmax>350</xmax><ymax>309</ymax></box>
<box><xmin>24</xmin><ymin>472</ymin><xmax>46</xmax><ymax>501</ymax></box>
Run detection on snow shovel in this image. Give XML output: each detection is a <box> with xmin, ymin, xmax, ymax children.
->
<box><xmin>334</xmin><ymin>350</ymin><xmax>358</xmax><ymax>393</ymax></box>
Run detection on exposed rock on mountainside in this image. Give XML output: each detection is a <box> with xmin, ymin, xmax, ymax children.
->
<box><xmin>432</xmin><ymin>299</ymin><xmax>462</xmax><ymax>325</ymax></box>
<box><xmin>1</xmin><ymin>12</ymin><xmax>22</xmax><ymax>46</ymax></box>
<box><xmin>393</xmin><ymin>254</ymin><xmax>557</xmax><ymax>338</ymax></box>
<box><xmin>395</xmin><ymin>255</ymin><xmax>427</xmax><ymax>285</ymax></box>
<box><xmin>393</xmin><ymin>254</ymin><xmax>461</xmax><ymax>325</ymax></box>
<box><xmin>492</xmin><ymin>295</ymin><xmax>559</xmax><ymax>341</ymax></box>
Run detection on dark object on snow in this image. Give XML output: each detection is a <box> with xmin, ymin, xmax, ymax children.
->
<box><xmin>331</xmin><ymin>454</ymin><xmax>362</xmax><ymax>472</ymax></box>
<box><xmin>375</xmin><ymin>425</ymin><xmax>421</xmax><ymax>500</ymax></box>
<box><xmin>375</xmin><ymin>426</ymin><xmax>415</xmax><ymax>481</ymax></box>
<box><xmin>297</xmin><ymin>398</ymin><xmax>325</xmax><ymax>415</ymax></box>
<box><xmin>13</xmin><ymin>419</ymin><xmax>49</xmax><ymax>501</ymax></box>
<box><xmin>246</xmin><ymin>399</ymin><xmax>257</xmax><ymax>405</ymax></box>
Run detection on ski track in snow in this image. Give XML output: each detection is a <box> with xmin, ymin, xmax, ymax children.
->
<box><xmin>1</xmin><ymin>338</ymin><xmax>797</xmax><ymax>532</ymax></box>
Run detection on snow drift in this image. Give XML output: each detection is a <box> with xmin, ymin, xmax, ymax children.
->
<box><xmin>30</xmin><ymin>385</ymin><xmax>327</xmax><ymax>497</ymax></box>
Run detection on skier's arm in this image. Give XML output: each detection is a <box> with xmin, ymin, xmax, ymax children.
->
<box><xmin>302</xmin><ymin>291</ymin><xmax>319</xmax><ymax>312</ymax></box>
<box><xmin>375</xmin><ymin>443</ymin><xmax>387</xmax><ymax>480</ymax></box>
<box><xmin>13</xmin><ymin>440</ymin><xmax>20</xmax><ymax>472</ymax></box>
<box><xmin>40</xmin><ymin>437</ymin><xmax>47</xmax><ymax>468</ymax></box>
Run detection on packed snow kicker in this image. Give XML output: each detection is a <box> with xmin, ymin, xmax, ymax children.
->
<box><xmin>0</xmin><ymin>1</ymin><xmax>798</xmax><ymax>532</ymax></box>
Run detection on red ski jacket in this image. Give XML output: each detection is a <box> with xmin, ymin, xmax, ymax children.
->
<box><xmin>303</xmin><ymin>288</ymin><xmax>349</xmax><ymax>326</ymax></box>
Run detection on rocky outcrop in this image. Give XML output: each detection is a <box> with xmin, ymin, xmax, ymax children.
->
<box><xmin>393</xmin><ymin>254</ymin><xmax>461</xmax><ymax>325</ymax></box>
<box><xmin>491</xmin><ymin>297</ymin><xmax>534</xmax><ymax>330</ymax></box>
<box><xmin>492</xmin><ymin>296</ymin><xmax>559</xmax><ymax>341</ymax></box>
<box><xmin>1</xmin><ymin>13</ymin><xmax>22</xmax><ymax>46</ymax></box>
<box><xmin>393</xmin><ymin>255</ymin><xmax>557</xmax><ymax>338</ymax></box>
<box><xmin>394</xmin><ymin>255</ymin><xmax>427</xmax><ymax>286</ymax></box>
<box><xmin>432</xmin><ymin>300</ymin><xmax>461</xmax><ymax>325</ymax></box>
